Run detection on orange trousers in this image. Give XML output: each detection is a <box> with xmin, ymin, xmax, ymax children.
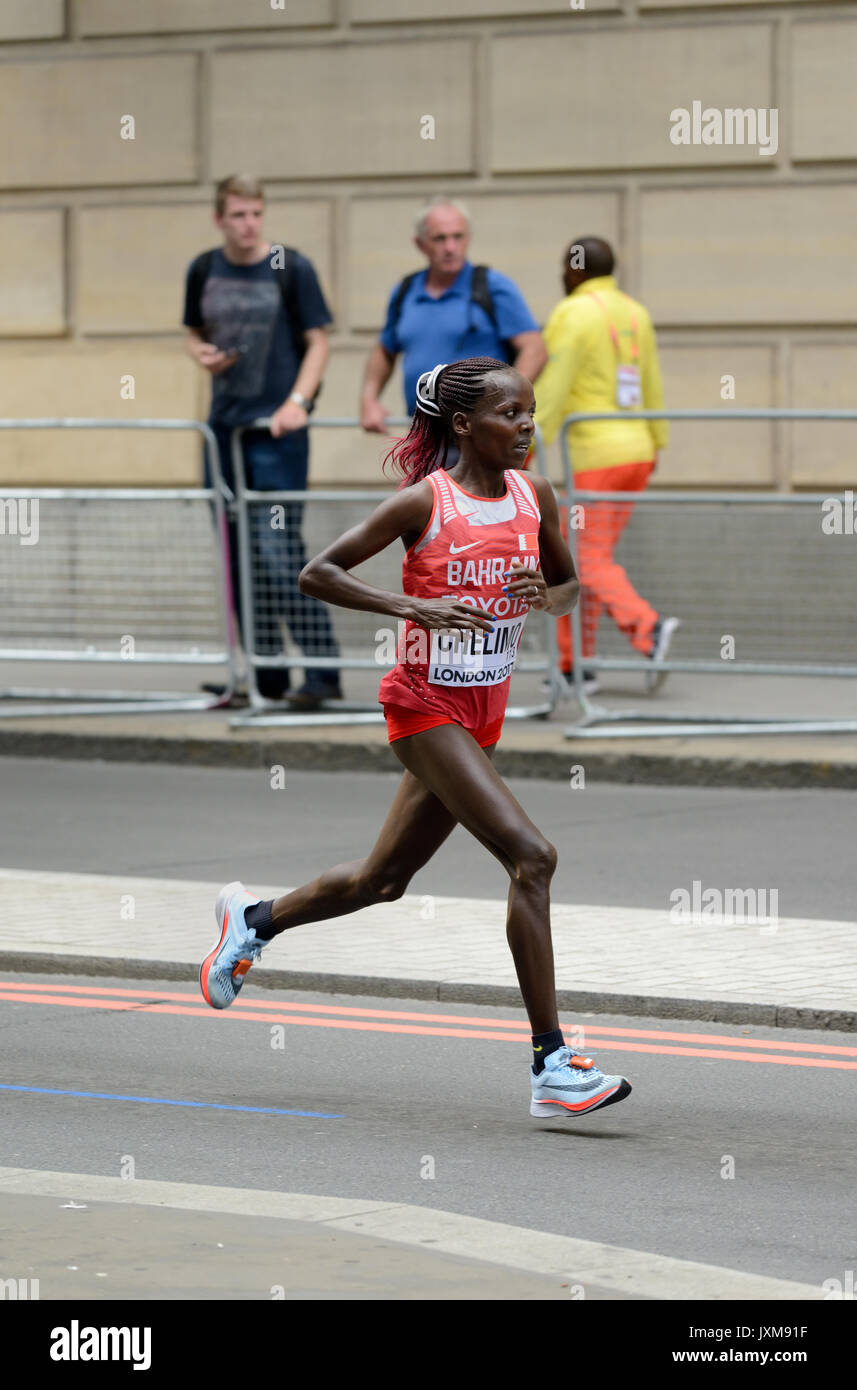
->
<box><xmin>558</xmin><ymin>460</ymin><xmax>657</xmax><ymax>670</ymax></box>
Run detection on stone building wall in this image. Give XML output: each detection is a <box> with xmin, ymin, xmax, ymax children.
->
<box><xmin>0</xmin><ymin>0</ymin><xmax>855</xmax><ymax>488</ymax></box>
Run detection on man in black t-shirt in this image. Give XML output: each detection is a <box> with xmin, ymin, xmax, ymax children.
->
<box><xmin>183</xmin><ymin>173</ymin><xmax>341</xmax><ymax>706</ymax></box>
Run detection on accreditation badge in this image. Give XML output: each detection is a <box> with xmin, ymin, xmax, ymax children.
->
<box><xmin>616</xmin><ymin>364</ymin><xmax>642</xmax><ymax>409</ymax></box>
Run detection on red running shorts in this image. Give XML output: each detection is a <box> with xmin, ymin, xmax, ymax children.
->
<box><xmin>383</xmin><ymin>703</ymin><xmax>504</xmax><ymax>749</ymax></box>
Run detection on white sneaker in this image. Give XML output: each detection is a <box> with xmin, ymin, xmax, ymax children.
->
<box><xmin>530</xmin><ymin>1045</ymin><xmax>632</xmax><ymax>1118</ymax></box>
<box><xmin>645</xmin><ymin>616</ymin><xmax>680</xmax><ymax>693</ymax></box>
<box><xmin>199</xmin><ymin>881</ymin><xmax>267</xmax><ymax>1010</ymax></box>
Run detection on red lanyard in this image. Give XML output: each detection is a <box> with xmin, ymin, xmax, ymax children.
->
<box><xmin>586</xmin><ymin>292</ymin><xmax>639</xmax><ymax>363</ymax></box>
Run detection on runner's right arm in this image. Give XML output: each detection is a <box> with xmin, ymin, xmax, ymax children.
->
<box><xmin>299</xmin><ymin>482</ymin><xmax>494</xmax><ymax>632</ymax></box>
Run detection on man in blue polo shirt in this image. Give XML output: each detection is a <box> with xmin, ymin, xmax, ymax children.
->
<box><xmin>360</xmin><ymin>197</ymin><xmax>546</xmax><ymax>435</ymax></box>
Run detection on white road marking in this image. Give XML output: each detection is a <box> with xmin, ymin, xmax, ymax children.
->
<box><xmin>0</xmin><ymin>1166</ymin><xmax>824</xmax><ymax>1301</ymax></box>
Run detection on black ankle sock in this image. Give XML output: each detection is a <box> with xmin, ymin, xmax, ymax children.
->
<box><xmin>245</xmin><ymin>899</ymin><xmax>275</xmax><ymax>941</ymax></box>
<box><xmin>532</xmin><ymin>1028</ymin><xmax>565</xmax><ymax>1075</ymax></box>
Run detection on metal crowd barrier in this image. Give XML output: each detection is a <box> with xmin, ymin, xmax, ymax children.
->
<box><xmin>559</xmin><ymin>410</ymin><xmax>857</xmax><ymax>738</ymax></box>
<box><xmin>228</xmin><ymin>418</ymin><xmax>560</xmax><ymax>728</ymax></box>
<box><xmin>0</xmin><ymin>420</ymin><xmax>238</xmax><ymax>717</ymax></box>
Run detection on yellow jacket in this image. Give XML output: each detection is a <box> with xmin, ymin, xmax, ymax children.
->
<box><xmin>535</xmin><ymin>276</ymin><xmax>668</xmax><ymax>473</ymax></box>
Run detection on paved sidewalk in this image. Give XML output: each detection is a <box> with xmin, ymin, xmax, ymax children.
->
<box><xmin>2</xmin><ymin>868</ymin><xmax>854</xmax><ymax>1031</ymax></box>
<box><xmin>2</xmin><ymin>662</ymin><xmax>857</xmax><ymax>787</ymax></box>
<box><xmin>2</xmin><ymin>707</ymin><xmax>857</xmax><ymax>788</ymax></box>
<box><xmin>2</xmin><ymin>671</ymin><xmax>857</xmax><ymax>785</ymax></box>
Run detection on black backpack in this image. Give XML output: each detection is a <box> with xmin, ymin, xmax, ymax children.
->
<box><xmin>389</xmin><ymin>264</ymin><xmax>516</xmax><ymax>364</ymax></box>
<box><xmin>187</xmin><ymin>243</ymin><xmax>308</xmax><ymax>365</ymax></box>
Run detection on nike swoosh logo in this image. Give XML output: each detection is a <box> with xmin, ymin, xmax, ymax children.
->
<box><xmin>448</xmin><ymin>541</ymin><xmax>480</xmax><ymax>554</ymax></box>
<box><xmin>538</xmin><ymin>1082</ymin><xmax>600</xmax><ymax>1092</ymax></box>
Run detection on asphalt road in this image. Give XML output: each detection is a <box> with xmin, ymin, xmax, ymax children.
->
<box><xmin>1</xmin><ymin>756</ymin><xmax>854</xmax><ymax>921</ymax></box>
<box><xmin>2</xmin><ymin>757</ymin><xmax>854</xmax><ymax>1303</ymax></box>
<box><xmin>1</xmin><ymin>973</ymin><xmax>854</xmax><ymax>1298</ymax></box>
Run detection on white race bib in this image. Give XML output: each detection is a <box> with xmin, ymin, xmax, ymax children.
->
<box><xmin>428</xmin><ymin>615</ymin><xmax>526</xmax><ymax>688</ymax></box>
<box><xmin>616</xmin><ymin>364</ymin><xmax>641</xmax><ymax>409</ymax></box>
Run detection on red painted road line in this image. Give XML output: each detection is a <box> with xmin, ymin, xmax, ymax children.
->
<box><xmin>2</xmin><ymin>978</ymin><xmax>856</xmax><ymax>1057</ymax></box>
<box><xmin>2</xmin><ymin>989</ymin><xmax>857</xmax><ymax>1071</ymax></box>
<box><xmin>0</xmin><ymin>991</ymin><xmax>137</xmax><ymax>1012</ymax></box>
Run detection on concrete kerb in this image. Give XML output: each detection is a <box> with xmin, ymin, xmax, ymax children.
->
<box><xmin>2</xmin><ymin>952</ymin><xmax>854</xmax><ymax>1033</ymax></box>
<box><xmin>2</xmin><ymin>724</ymin><xmax>857</xmax><ymax>788</ymax></box>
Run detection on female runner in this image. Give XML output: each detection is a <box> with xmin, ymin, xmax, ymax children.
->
<box><xmin>200</xmin><ymin>357</ymin><xmax>631</xmax><ymax>1118</ymax></box>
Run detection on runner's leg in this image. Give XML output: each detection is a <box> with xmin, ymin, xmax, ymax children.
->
<box><xmin>266</xmin><ymin>760</ymin><xmax>466</xmax><ymax>930</ymax></box>
<box><xmin>392</xmin><ymin>725</ymin><xmax>559</xmax><ymax>1036</ymax></box>
<box><xmin>264</xmin><ymin>725</ymin><xmax>558</xmax><ymax>1034</ymax></box>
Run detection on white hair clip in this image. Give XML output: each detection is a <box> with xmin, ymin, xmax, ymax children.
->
<box><xmin>415</xmin><ymin>362</ymin><xmax>448</xmax><ymax>417</ymax></box>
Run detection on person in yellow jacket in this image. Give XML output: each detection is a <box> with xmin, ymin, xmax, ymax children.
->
<box><xmin>535</xmin><ymin>237</ymin><xmax>679</xmax><ymax>693</ymax></box>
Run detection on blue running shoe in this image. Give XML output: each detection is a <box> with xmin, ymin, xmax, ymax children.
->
<box><xmin>200</xmin><ymin>881</ymin><xmax>267</xmax><ymax>1010</ymax></box>
<box><xmin>530</xmin><ymin>1044</ymin><xmax>631</xmax><ymax>1118</ymax></box>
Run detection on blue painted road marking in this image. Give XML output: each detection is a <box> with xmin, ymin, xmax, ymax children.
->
<box><xmin>0</xmin><ymin>1083</ymin><xmax>343</xmax><ymax>1118</ymax></box>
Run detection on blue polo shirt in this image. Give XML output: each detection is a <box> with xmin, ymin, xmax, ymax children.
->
<box><xmin>379</xmin><ymin>262</ymin><xmax>538</xmax><ymax>413</ymax></box>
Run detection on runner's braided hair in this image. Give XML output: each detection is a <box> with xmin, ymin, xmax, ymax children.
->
<box><xmin>383</xmin><ymin>356</ymin><xmax>512</xmax><ymax>486</ymax></box>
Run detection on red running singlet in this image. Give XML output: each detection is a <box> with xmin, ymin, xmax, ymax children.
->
<box><xmin>378</xmin><ymin>468</ymin><xmax>541</xmax><ymax>736</ymax></box>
